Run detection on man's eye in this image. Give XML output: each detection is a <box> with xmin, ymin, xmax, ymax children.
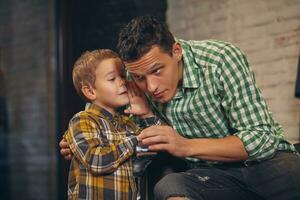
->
<box><xmin>108</xmin><ymin>77</ymin><xmax>115</xmax><ymax>81</ymax></box>
<box><xmin>121</xmin><ymin>73</ymin><xmax>126</xmax><ymax>79</ymax></box>
<box><xmin>132</xmin><ymin>74</ymin><xmax>144</xmax><ymax>81</ymax></box>
<box><xmin>153</xmin><ymin>68</ymin><xmax>161</xmax><ymax>75</ymax></box>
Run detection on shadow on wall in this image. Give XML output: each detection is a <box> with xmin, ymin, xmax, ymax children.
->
<box><xmin>0</xmin><ymin>67</ymin><xmax>10</xmax><ymax>199</ymax></box>
<box><xmin>295</xmin><ymin>53</ymin><xmax>300</xmax><ymax>151</ymax></box>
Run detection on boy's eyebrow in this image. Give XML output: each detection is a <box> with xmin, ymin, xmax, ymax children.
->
<box><xmin>104</xmin><ymin>71</ymin><xmax>115</xmax><ymax>77</ymax></box>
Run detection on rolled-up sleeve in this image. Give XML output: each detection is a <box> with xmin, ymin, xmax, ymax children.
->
<box><xmin>217</xmin><ymin>44</ymin><xmax>283</xmax><ymax>161</ymax></box>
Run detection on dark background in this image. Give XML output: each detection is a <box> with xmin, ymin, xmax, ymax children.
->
<box><xmin>1</xmin><ymin>0</ymin><xmax>299</xmax><ymax>199</ymax></box>
<box><xmin>57</xmin><ymin>0</ymin><xmax>167</xmax><ymax>199</ymax></box>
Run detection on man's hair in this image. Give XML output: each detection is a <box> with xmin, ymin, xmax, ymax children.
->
<box><xmin>72</xmin><ymin>49</ymin><xmax>119</xmax><ymax>101</ymax></box>
<box><xmin>117</xmin><ymin>15</ymin><xmax>175</xmax><ymax>62</ymax></box>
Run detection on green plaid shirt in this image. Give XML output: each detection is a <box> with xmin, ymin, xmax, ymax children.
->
<box><xmin>64</xmin><ymin>103</ymin><xmax>160</xmax><ymax>200</ymax></box>
<box><xmin>149</xmin><ymin>39</ymin><xmax>296</xmax><ymax>163</ymax></box>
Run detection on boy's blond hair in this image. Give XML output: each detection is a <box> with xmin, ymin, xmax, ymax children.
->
<box><xmin>72</xmin><ymin>49</ymin><xmax>119</xmax><ymax>101</ymax></box>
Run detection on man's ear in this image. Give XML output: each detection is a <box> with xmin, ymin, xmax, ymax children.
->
<box><xmin>172</xmin><ymin>42</ymin><xmax>183</xmax><ymax>61</ymax></box>
<box><xmin>81</xmin><ymin>85</ymin><xmax>96</xmax><ymax>101</ymax></box>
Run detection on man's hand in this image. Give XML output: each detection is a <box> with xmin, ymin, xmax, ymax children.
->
<box><xmin>124</xmin><ymin>81</ymin><xmax>153</xmax><ymax>118</ymax></box>
<box><xmin>137</xmin><ymin>125</ymin><xmax>189</xmax><ymax>157</ymax></box>
<box><xmin>59</xmin><ymin>138</ymin><xmax>72</xmax><ymax>160</ymax></box>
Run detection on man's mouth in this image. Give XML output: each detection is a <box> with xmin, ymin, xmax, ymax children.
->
<box><xmin>153</xmin><ymin>90</ymin><xmax>166</xmax><ymax>98</ymax></box>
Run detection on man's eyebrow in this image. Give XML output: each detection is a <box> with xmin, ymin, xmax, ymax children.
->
<box><xmin>146</xmin><ymin>63</ymin><xmax>164</xmax><ymax>73</ymax></box>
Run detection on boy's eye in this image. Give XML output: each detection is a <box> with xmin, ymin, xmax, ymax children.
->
<box><xmin>108</xmin><ymin>77</ymin><xmax>116</xmax><ymax>81</ymax></box>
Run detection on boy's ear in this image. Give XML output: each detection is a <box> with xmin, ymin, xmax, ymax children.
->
<box><xmin>172</xmin><ymin>42</ymin><xmax>183</xmax><ymax>61</ymax></box>
<box><xmin>81</xmin><ymin>85</ymin><xmax>96</xmax><ymax>101</ymax></box>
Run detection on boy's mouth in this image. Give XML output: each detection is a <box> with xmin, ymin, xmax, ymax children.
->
<box><xmin>119</xmin><ymin>90</ymin><xmax>128</xmax><ymax>95</ymax></box>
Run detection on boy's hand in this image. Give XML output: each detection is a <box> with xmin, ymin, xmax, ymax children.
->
<box><xmin>59</xmin><ymin>138</ymin><xmax>72</xmax><ymax>160</ymax></box>
<box><xmin>124</xmin><ymin>81</ymin><xmax>153</xmax><ymax>118</ymax></box>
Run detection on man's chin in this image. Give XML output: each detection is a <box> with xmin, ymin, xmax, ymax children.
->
<box><xmin>153</xmin><ymin>96</ymin><xmax>172</xmax><ymax>103</ymax></box>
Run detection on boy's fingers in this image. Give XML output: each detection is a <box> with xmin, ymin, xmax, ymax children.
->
<box><xmin>123</xmin><ymin>108</ymin><xmax>132</xmax><ymax>114</ymax></box>
<box><xmin>129</xmin><ymin>82</ymin><xmax>139</xmax><ymax>96</ymax></box>
<box><xmin>132</xmin><ymin>82</ymin><xmax>142</xmax><ymax>97</ymax></box>
<box><xmin>127</xmin><ymin>82</ymin><xmax>135</xmax><ymax>97</ymax></box>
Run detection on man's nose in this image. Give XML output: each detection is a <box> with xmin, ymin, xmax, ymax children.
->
<box><xmin>146</xmin><ymin>76</ymin><xmax>158</xmax><ymax>94</ymax></box>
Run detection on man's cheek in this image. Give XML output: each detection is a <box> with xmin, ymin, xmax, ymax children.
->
<box><xmin>136</xmin><ymin>83</ymin><xmax>147</xmax><ymax>92</ymax></box>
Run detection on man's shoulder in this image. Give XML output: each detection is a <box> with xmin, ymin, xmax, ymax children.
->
<box><xmin>179</xmin><ymin>39</ymin><xmax>234</xmax><ymax>66</ymax></box>
<box><xmin>179</xmin><ymin>39</ymin><xmax>232</xmax><ymax>53</ymax></box>
<box><xmin>177</xmin><ymin>39</ymin><xmax>232</xmax><ymax>49</ymax></box>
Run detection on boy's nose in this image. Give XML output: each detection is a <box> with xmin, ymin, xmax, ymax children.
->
<box><xmin>119</xmin><ymin>78</ymin><xmax>125</xmax><ymax>86</ymax></box>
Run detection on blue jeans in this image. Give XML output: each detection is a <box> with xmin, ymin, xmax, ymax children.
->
<box><xmin>154</xmin><ymin>152</ymin><xmax>300</xmax><ymax>200</ymax></box>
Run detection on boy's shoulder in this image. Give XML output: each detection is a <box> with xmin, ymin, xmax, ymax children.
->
<box><xmin>68</xmin><ymin>110</ymin><xmax>107</xmax><ymax>127</ymax></box>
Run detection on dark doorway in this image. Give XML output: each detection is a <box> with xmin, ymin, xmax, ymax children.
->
<box><xmin>55</xmin><ymin>1</ymin><xmax>167</xmax><ymax>199</ymax></box>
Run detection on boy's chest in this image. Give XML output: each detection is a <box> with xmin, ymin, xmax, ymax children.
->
<box><xmin>102</xmin><ymin>121</ymin><xmax>135</xmax><ymax>142</ymax></box>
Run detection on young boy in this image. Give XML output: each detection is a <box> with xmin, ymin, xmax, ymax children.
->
<box><xmin>63</xmin><ymin>49</ymin><xmax>160</xmax><ymax>200</ymax></box>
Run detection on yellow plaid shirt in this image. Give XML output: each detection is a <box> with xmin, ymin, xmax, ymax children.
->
<box><xmin>64</xmin><ymin>103</ymin><xmax>160</xmax><ymax>200</ymax></box>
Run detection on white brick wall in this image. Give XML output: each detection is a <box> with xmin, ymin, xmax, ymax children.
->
<box><xmin>167</xmin><ymin>0</ymin><xmax>300</xmax><ymax>143</ymax></box>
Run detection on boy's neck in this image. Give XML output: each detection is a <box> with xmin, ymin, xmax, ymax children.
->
<box><xmin>92</xmin><ymin>101</ymin><xmax>117</xmax><ymax>116</ymax></box>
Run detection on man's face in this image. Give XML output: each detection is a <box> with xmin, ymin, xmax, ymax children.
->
<box><xmin>124</xmin><ymin>44</ymin><xmax>183</xmax><ymax>103</ymax></box>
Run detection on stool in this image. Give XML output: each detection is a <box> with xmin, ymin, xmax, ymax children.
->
<box><xmin>133</xmin><ymin>151</ymin><xmax>157</xmax><ymax>200</ymax></box>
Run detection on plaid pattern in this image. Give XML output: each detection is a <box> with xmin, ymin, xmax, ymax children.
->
<box><xmin>64</xmin><ymin>103</ymin><xmax>160</xmax><ymax>200</ymax></box>
<box><xmin>149</xmin><ymin>39</ymin><xmax>296</xmax><ymax>163</ymax></box>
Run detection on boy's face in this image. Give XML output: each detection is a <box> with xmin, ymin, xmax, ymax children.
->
<box><xmin>124</xmin><ymin>43</ymin><xmax>183</xmax><ymax>103</ymax></box>
<box><xmin>91</xmin><ymin>58</ymin><xmax>129</xmax><ymax>112</ymax></box>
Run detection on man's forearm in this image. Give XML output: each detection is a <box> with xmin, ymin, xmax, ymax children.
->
<box><xmin>184</xmin><ymin>136</ymin><xmax>248</xmax><ymax>162</ymax></box>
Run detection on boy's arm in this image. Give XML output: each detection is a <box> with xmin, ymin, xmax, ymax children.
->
<box><xmin>124</xmin><ymin>81</ymin><xmax>163</xmax><ymax>127</ymax></box>
<box><xmin>64</xmin><ymin>114</ymin><xmax>138</xmax><ymax>175</ymax></box>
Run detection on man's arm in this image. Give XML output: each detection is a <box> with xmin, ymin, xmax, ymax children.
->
<box><xmin>138</xmin><ymin>125</ymin><xmax>248</xmax><ymax>162</ymax></box>
<box><xmin>139</xmin><ymin>43</ymin><xmax>281</xmax><ymax>162</ymax></box>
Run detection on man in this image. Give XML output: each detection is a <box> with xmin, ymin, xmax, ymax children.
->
<box><xmin>61</xmin><ymin>16</ymin><xmax>300</xmax><ymax>200</ymax></box>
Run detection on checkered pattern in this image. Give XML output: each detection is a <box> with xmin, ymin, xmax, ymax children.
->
<box><xmin>149</xmin><ymin>39</ymin><xmax>296</xmax><ymax>163</ymax></box>
<box><xmin>64</xmin><ymin>103</ymin><xmax>160</xmax><ymax>199</ymax></box>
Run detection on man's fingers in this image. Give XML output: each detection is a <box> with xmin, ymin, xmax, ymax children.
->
<box><xmin>139</xmin><ymin>126</ymin><xmax>167</xmax><ymax>139</ymax></box>
<box><xmin>64</xmin><ymin>155</ymin><xmax>72</xmax><ymax>160</ymax></box>
<box><xmin>60</xmin><ymin>148</ymin><xmax>71</xmax><ymax>156</ymax></box>
<box><xmin>59</xmin><ymin>138</ymin><xmax>68</xmax><ymax>148</ymax></box>
<box><xmin>148</xmin><ymin>143</ymin><xmax>168</xmax><ymax>151</ymax></box>
<box><xmin>141</xmin><ymin>135</ymin><xmax>168</xmax><ymax>145</ymax></box>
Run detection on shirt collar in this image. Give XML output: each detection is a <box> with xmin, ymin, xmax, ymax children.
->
<box><xmin>85</xmin><ymin>103</ymin><xmax>115</xmax><ymax>120</ymax></box>
<box><xmin>178</xmin><ymin>39</ymin><xmax>200</xmax><ymax>89</ymax></box>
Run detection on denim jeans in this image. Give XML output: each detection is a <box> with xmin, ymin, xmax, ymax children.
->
<box><xmin>154</xmin><ymin>152</ymin><xmax>300</xmax><ymax>200</ymax></box>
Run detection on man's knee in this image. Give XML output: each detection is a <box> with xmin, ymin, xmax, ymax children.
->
<box><xmin>154</xmin><ymin>173</ymin><xmax>189</xmax><ymax>200</ymax></box>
